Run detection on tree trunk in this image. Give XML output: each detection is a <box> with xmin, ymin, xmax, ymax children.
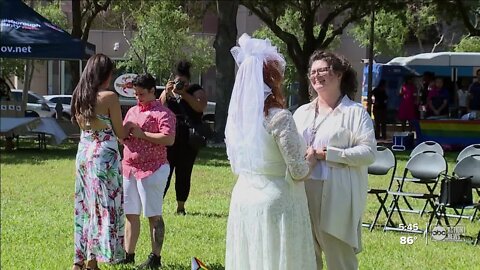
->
<box><xmin>71</xmin><ymin>0</ymin><xmax>83</xmax><ymax>38</ymax></box>
<box><xmin>291</xmin><ymin>47</ymin><xmax>311</xmax><ymax>105</ymax></box>
<box><xmin>68</xmin><ymin>61</ymin><xmax>81</xmax><ymax>93</ymax></box>
<box><xmin>296</xmin><ymin>66</ymin><xmax>310</xmax><ymax>105</ymax></box>
<box><xmin>22</xmin><ymin>60</ymin><xmax>34</xmax><ymax>113</ymax></box>
<box><xmin>68</xmin><ymin>0</ymin><xmax>111</xmax><ymax>93</ymax></box>
<box><xmin>454</xmin><ymin>0</ymin><xmax>480</xmax><ymax>37</ymax></box>
<box><xmin>212</xmin><ymin>0</ymin><xmax>238</xmax><ymax>143</ymax></box>
<box><xmin>5</xmin><ymin>77</ymin><xmax>15</xmax><ymax>89</ymax></box>
<box><xmin>70</xmin><ymin>0</ymin><xmax>83</xmax><ymax>93</ymax></box>
<box><xmin>20</xmin><ymin>0</ymin><xmax>36</xmax><ymax>112</ymax></box>
<box><xmin>366</xmin><ymin>9</ymin><xmax>375</xmax><ymax>116</ymax></box>
<box><xmin>417</xmin><ymin>37</ymin><xmax>424</xmax><ymax>53</ymax></box>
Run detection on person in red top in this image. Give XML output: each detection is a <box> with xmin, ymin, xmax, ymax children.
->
<box><xmin>397</xmin><ymin>76</ymin><xmax>418</xmax><ymax>132</ymax></box>
<box><xmin>117</xmin><ymin>74</ymin><xmax>175</xmax><ymax>269</ymax></box>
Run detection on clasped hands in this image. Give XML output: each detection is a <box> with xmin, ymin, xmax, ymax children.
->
<box><xmin>124</xmin><ymin>121</ymin><xmax>146</xmax><ymax>140</ymax></box>
<box><xmin>305</xmin><ymin>146</ymin><xmax>326</xmax><ymax>166</ymax></box>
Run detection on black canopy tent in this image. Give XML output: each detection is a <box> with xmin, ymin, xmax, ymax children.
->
<box><xmin>0</xmin><ymin>0</ymin><xmax>96</xmax><ymax>115</ymax></box>
<box><xmin>0</xmin><ymin>0</ymin><xmax>95</xmax><ymax>60</ymax></box>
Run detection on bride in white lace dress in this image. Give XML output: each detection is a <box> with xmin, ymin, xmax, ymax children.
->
<box><xmin>224</xmin><ymin>34</ymin><xmax>317</xmax><ymax>270</ymax></box>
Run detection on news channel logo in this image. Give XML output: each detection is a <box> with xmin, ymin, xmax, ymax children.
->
<box><xmin>431</xmin><ymin>225</ymin><xmax>465</xmax><ymax>242</ymax></box>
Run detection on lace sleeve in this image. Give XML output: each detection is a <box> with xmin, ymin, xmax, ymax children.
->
<box><xmin>267</xmin><ymin>109</ymin><xmax>309</xmax><ymax>180</ymax></box>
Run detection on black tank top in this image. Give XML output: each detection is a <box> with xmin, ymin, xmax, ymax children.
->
<box><xmin>166</xmin><ymin>83</ymin><xmax>203</xmax><ymax>126</ymax></box>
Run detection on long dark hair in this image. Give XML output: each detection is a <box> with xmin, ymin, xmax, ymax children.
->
<box><xmin>308</xmin><ymin>50</ymin><xmax>357</xmax><ymax>100</ymax></box>
<box><xmin>263</xmin><ymin>60</ymin><xmax>286</xmax><ymax>116</ymax></box>
<box><xmin>71</xmin><ymin>54</ymin><xmax>114</xmax><ymax>122</ymax></box>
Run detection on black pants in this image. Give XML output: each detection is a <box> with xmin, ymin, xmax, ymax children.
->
<box><xmin>164</xmin><ymin>126</ymin><xmax>199</xmax><ymax>202</ymax></box>
<box><xmin>373</xmin><ymin>107</ymin><xmax>387</xmax><ymax>139</ymax></box>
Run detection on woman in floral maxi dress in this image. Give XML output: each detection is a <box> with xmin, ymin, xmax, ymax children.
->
<box><xmin>71</xmin><ymin>54</ymin><xmax>127</xmax><ymax>270</ymax></box>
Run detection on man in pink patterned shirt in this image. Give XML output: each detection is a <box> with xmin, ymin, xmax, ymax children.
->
<box><xmin>118</xmin><ymin>74</ymin><xmax>175</xmax><ymax>269</ymax></box>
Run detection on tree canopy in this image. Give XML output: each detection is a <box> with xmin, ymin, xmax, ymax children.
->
<box><xmin>350</xmin><ymin>9</ymin><xmax>408</xmax><ymax>57</ymax></box>
<box><xmin>115</xmin><ymin>1</ymin><xmax>214</xmax><ymax>82</ymax></box>
<box><xmin>350</xmin><ymin>1</ymin><xmax>472</xmax><ymax>57</ymax></box>
<box><xmin>241</xmin><ymin>0</ymin><xmax>405</xmax><ymax>104</ymax></box>
<box><xmin>455</xmin><ymin>36</ymin><xmax>480</xmax><ymax>52</ymax></box>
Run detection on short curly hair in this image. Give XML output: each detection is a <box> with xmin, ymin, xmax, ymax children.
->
<box><xmin>308</xmin><ymin>50</ymin><xmax>357</xmax><ymax>100</ymax></box>
<box><xmin>132</xmin><ymin>73</ymin><xmax>156</xmax><ymax>91</ymax></box>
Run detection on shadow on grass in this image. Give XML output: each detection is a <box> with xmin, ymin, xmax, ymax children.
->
<box><xmin>1</xmin><ymin>140</ymin><xmax>231</xmax><ymax>168</ymax></box>
<box><xmin>204</xmin><ymin>263</ymin><xmax>225</xmax><ymax>270</ymax></box>
<box><xmin>185</xmin><ymin>211</ymin><xmax>229</xmax><ymax>219</ymax></box>
<box><xmin>163</xmin><ymin>262</ymin><xmax>225</xmax><ymax>270</ymax></box>
<box><xmin>104</xmin><ymin>261</ymin><xmax>225</xmax><ymax>270</ymax></box>
<box><xmin>3</xmin><ymin>138</ymin><xmax>462</xmax><ymax>169</ymax></box>
<box><xmin>0</xmin><ymin>140</ymin><xmax>78</xmax><ymax>165</ymax></box>
<box><xmin>195</xmin><ymin>147</ymin><xmax>230</xmax><ymax>168</ymax></box>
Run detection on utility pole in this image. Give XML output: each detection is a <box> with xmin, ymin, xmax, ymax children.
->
<box><xmin>366</xmin><ymin>6</ymin><xmax>375</xmax><ymax>116</ymax></box>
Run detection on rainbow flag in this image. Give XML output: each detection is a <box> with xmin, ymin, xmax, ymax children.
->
<box><xmin>191</xmin><ymin>257</ymin><xmax>209</xmax><ymax>270</ymax></box>
<box><xmin>417</xmin><ymin>120</ymin><xmax>480</xmax><ymax>146</ymax></box>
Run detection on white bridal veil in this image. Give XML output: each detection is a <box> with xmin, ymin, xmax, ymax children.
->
<box><xmin>225</xmin><ymin>33</ymin><xmax>286</xmax><ymax>175</ymax></box>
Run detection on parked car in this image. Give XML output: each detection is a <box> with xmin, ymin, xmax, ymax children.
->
<box><xmin>203</xmin><ymin>101</ymin><xmax>215</xmax><ymax>122</ymax></box>
<box><xmin>117</xmin><ymin>86</ymin><xmax>215</xmax><ymax>123</ymax></box>
<box><xmin>118</xmin><ymin>96</ymin><xmax>136</xmax><ymax>117</ymax></box>
<box><xmin>44</xmin><ymin>95</ymin><xmax>72</xmax><ymax>119</ymax></box>
<box><xmin>10</xmin><ymin>90</ymin><xmax>55</xmax><ymax>117</ymax></box>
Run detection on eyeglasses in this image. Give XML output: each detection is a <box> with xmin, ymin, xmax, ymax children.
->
<box><xmin>309</xmin><ymin>66</ymin><xmax>331</xmax><ymax>77</ymax></box>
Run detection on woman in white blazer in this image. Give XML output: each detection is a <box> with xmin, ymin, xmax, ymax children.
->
<box><xmin>293</xmin><ymin>51</ymin><xmax>376</xmax><ymax>270</ymax></box>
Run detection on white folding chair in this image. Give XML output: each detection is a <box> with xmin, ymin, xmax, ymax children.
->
<box><xmin>410</xmin><ymin>141</ymin><xmax>444</xmax><ymax>158</ymax></box>
<box><xmin>385</xmin><ymin>151</ymin><xmax>447</xmax><ymax>233</ymax></box>
<box><xmin>392</xmin><ymin>141</ymin><xmax>444</xmax><ymax>214</ymax></box>
<box><xmin>456</xmin><ymin>144</ymin><xmax>480</xmax><ymax>163</ymax></box>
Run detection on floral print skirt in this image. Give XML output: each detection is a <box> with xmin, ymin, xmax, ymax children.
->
<box><xmin>74</xmin><ymin>130</ymin><xmax>125</xmax><ymax>263</ymax></box>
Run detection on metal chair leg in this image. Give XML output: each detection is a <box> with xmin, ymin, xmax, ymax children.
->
<box><xmin>370</xmin><ymin>193</ymin><xmax>391</xmax><ymax>231</ymax></box>
<box><xmin>471</xmin><ymin>207</ymin><xmax>479</xmax><ymax>222</ymax></box>
<box><xmin>384</xmin><ymin>195</ymin><xmax>398</xmax><ymax>231</ymax></box>
<box><xmin>475</xmin><ymin>230</ymin><xmax>480</xmax><ymax>246</ymax></box>
<box><xmin>403</xmin><ymin>196</ymin><xmax>415</xmax><ymax>211</ymax></box>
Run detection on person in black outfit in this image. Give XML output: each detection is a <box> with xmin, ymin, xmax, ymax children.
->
<box><xmin>159</xmin><ymin>60</ymin><xmax>207</xmax><ymax>215</ymax></box>
<box><xmin>420</xmin><ymin>72</ymin><xmax>434</xmax><ymax>107</ymax></box>
<box><xmin>0</xmin><ymin>78</ymin><xmax>11</xmax><ymax>101</ymax></box>
<box><xmin>372</xmin><ymin>79</ymin><xmax>388</xmax><ymax>139</ymax></box>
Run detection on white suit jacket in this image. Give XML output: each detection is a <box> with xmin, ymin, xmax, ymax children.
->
<box><xmin>293</xmin><ymin>96</ymin><xmax>376</xmax><ymax>253</ymax></box>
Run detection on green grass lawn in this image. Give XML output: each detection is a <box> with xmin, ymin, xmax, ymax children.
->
<box><xmin>1</xmin><ymin>142</ymin><xmax>479</xmax><ymax>270</ymax></box>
